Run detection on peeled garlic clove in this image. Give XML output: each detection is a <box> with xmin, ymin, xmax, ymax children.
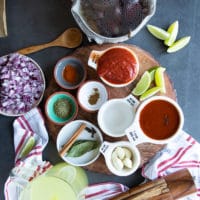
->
<box><xmin>123</xmin><ymin>157</ymin><xmax>133</xmax><ymax>169</ymax></box>
<box><xmin>112</xmin><ymin>156</ymin><xmax>124</xmax><ymax>171</ymax></box>
<box><xmin>123</xmin><ymin>147</ymin><xmax>132</xmax><ymax>159</ymax></box>
<box><xmin>115</xmin><ymin>147</ymin><xmax>125</xmax><ymax>160</ymax></box>
<box><xmin>111</xmin><ymin>150</ymin><xmax>118</xmax><ymax>160</ymax></box>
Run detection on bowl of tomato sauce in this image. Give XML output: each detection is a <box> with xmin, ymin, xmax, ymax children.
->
<box><xmin>88</xmin><ymin>46</ymin><xmax>139</xmax><ymax>87</ymax></box>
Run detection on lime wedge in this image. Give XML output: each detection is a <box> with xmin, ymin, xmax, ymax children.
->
<box><xmin>164</xmin><ymin>21</ymin><xmax>179</xmax><ymax>46</ymax></box>
<box><xmin>147</xmin><ymin>24</ymin><xmax>170</xmax><ymax>40</ymax></box>
<box><xmin>132</xmin><ymin>71</ymin><xmax>151</xmax><ymax>96</ymax></box>
<box><xmin>148</xmin><ymin>66</ymin><xmax>159</xmax><ymax>82</ymax></box>
<box><xmin>139</xmin><ymin>87</ymin><xmax>161</xmax><ymax>101</ymax></box>
<box><xmin>155</xmin><ymin>67</ymin><xmax>166</xmax><ymax>93</ymax></box>
<box><xmin>19</xmin><ymin>136</ymin><xmax>36</xmax><ymax>158</ymax></box>
<box><xmin>167</xmin><ymin>36</ymin><xmax>191</xmax><ymax>53</ymax></box>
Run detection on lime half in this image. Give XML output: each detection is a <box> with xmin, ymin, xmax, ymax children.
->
<box><xmin>139</xmin><ymin>87</ymin><xmax>161</xmax><ymax>101</ymax></box>
<box><xmin>147</xmin><ymin>24</ymin><xmax>170</xmax><ymax>40</ymax></box>
<box><xmin>132</xmin><ymin>71</ymin><xmax>151</xmax><ymax>96</ymax></box>
<box><xmin>45</xmin><ymin>163</ymin><xmax>88</xmax><ymax>195</ymax></box>
<box><xmin>155</xmin><ymin>67</ymin><xmax>166</xmax><ymax>93</ymax></box>
<box><xmin>19</xmin><ymin>136</ymin><xmax>36</xmax><ymax>158</ymax></box>
<box><xmin>164</xmin><ymin>20</ymin><xmax>179</xmax><ymax>46</ymax></box>
<box><xmin>59</xmin><ymin>165</ymin><xmax>77</xmax><ymax>184</ymax></box>
<box><xmin>167</xmin><ymin>36</ymin><xmax>191</xmax><ymax>53</ymax></box>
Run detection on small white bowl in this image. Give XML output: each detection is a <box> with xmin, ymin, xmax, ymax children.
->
<box><xmin>100</xmin><ymin>141</ymin><xmax>141</xmax><ymax>176</ymax></box>
<box><xmin>98</xmin><ymin>96</ymin><xmax>136</xmax><ymax>137</ymax></box>
<box><xmin>77</xmin><ymin>81</ymin><xmax>108</xmax><ymax>112</ymax></box>
<box><xmin>56</xmin><ymin>120</ymin><xmax>103</xmax><ymax>166</ymax></box>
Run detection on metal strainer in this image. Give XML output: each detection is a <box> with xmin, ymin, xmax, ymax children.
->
<box><xmin>71</xmin><ymin>0</ymin><xmax>157</xmax><ymax>44</ymax></box>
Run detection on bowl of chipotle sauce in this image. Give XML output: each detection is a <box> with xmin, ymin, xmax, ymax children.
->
<box><xmin>54</xmin><ymin>56</ymin><xmax>86</xmax><ymax>90</ymax></box>
<box><xmin>88</xmin><ymin>46</ymin><xmax>139</xmax><ymax>87</ymax></box>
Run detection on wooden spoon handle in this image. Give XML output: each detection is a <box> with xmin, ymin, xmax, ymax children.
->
<box><xmin>17</xmin><ymin>42</ymin><xmax>54</xmax><ymax>55</ymax></box>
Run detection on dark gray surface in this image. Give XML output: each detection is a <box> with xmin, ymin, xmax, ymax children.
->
<box><xmin>0</xmin><ymin>0</ymin><xmax>200</xmax><ymax>199</ymax></box>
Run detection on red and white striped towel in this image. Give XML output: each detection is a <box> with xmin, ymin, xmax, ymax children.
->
<box><xmin>4</xmin><ymin>108</ymin><xmax>129</xmax><ymax>200</ymax></box>
<box><xmin>4</xmin><ymin>108</ymin><xmax>52</xmax><ymax>200</ymax></box>
<box><xmin>82</xmin><ymin>182</ymin><xmax>129</xmax><ymax>200</ymax></box>
<box><xmin>142</xmin><ymin>130</ymin><xmax>200</xmax><ymax>199</ymax></box>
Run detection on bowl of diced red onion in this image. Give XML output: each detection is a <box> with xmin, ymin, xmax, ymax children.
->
<box><xmin>0</xmin><ymin>53</ymin><xmax>45</xmax><ymax>116</ymax></box>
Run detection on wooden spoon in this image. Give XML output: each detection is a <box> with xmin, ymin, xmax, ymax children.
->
<box><xmin>17</xmin><ymin>27</ymin><xmax>83</xmax><ymax>55</ymax></box>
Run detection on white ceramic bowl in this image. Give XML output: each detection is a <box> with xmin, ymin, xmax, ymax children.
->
<box><xmin>98</xmin><ymin>97</ymin><xmax>136</xmax><ymax>137</ymax></box>
<box><xmin>100</xmin><ymin>141</ymin><xmax>141</xmax><ymax>176</ymax></box>
<box><xmin>56</xmin><ymin>120</ymin><xmax>103</xmax><ymax>166</ymax></box>
<box><xmin>88</xmin><ymin>46</ymin><xmax>139</xmax><ymax>88</ymax></box>
<box><xmin>77</xmin><ymin>81</ymin><xmax>108</xmax><ymax>112</ymax></box>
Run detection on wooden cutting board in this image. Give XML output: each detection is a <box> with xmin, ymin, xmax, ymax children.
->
<box><xmin>44</xmin><ymin>43</ymin><xmax>176</xmax><ymax>174</ymax></box>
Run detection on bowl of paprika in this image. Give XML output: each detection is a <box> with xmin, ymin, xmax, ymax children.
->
<box><xmin>54</xmin><ymin>56</ymin><xmax>86</xmax><ymax>90</ymax></box>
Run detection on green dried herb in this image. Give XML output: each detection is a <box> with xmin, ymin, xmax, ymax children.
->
<box><xmin>53</xmin><ymin>98</ymin><xmax>71</xmax><ymax>118</ymax></box>
<box><xmin>66</xmin><ymin>140</ymin><xmax>99</xmax><ymax>157</ymax></box>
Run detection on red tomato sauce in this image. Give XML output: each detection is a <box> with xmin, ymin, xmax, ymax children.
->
<box><xmin>139</xmin><ymin>100</ymin><xmax>180</xmax><ymax>140</ymax></box>
<box><xmin>97</xmin><ymin>48</ymin><xmax>138</xmax><ymax>84</ymax></box>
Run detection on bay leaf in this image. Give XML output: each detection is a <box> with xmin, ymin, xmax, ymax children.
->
<box><xmin>66</xmin><ymin>140</ymin><xmax>99</xmax><ymax>157</ymax></box>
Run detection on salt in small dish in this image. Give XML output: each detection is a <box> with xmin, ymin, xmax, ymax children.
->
<box><xmin>77</xmin><ymin>81</ymin><xmax>108</xmax><ymax>112</ymax></box>
<box><xmin>45</xmin><ymin>91</ymin><xmax>78</xmax><ymax>125</ymax></box>
<box><xmin>54</xmin><ymin>56</ymin><xmax>86</xmax><ymax>90</ymax></box>
<box><xmin>56</xmin><ymin>120</ymin><xmax>103</xmax><ymax>166</ymax></box>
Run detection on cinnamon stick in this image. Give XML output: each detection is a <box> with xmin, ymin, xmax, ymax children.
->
<box><xmin>110</xmin><ymin>169</ymin><xmax>196</xmax><ymax>200</ymax></box>
<box><xmin>59</xmin><ymin>123</ymin><xmax>86</xmax><ymax>157</ymax></box>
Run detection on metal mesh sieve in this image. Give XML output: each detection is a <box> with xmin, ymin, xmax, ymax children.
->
<box><xmin>71</xmin><ymin>0</ymin><xmax>157</xmax><ymax>44</ymax></box>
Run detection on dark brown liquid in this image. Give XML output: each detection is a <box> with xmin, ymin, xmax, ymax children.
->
<box><xmin>80</xmin><ymin>0</ymin><xmax>149</xmax><ymax>37</ymax></box>
<box><xmin>139</xmin><ymin>100</ymin><xmax>180</xmax><ymax>140</ymax></box>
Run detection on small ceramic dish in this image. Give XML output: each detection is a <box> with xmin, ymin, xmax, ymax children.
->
<box><xmin>100</xmin><ymin>141</ymin><xmax>141</xmax><ymax>176</ymax></box>
<box><xmin>54</xmin><ymin>56</ymin><xmax>86</xmax><ymax>90</ymax></box>
<box><xmin>97</xmin><ymin>94</ymin><xmax>138</xmax><ymax>138</ymax></box>
<box><xmin>45</xmin><ymin>91</ymin><xmax>78</xmax><ymax>125</ymax></box>
<box><xmin>88</xmin><ymin>46</ymin><xmax>139</xmax><ymax>88</ymax></box>
<box><xmin>56</xmin><ymin>120</ymin><xmax>103</xmax><ymax>166</ymax></box>
<box><xmin>77</xmin><ymin>81</ymin><xmax>108</xmax><ymax>112</ymax></box>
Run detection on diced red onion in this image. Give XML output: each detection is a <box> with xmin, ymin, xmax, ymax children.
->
<box><xmin>0</xmin><ymin>53</ymin><xmax>45</xmax><ymax>115</ymax></box>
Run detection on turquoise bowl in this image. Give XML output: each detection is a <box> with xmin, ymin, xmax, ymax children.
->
<box><xmin>45</xmin><ymin>91</ymin><xmax>78</xmax><ymax>125</ymax></box>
